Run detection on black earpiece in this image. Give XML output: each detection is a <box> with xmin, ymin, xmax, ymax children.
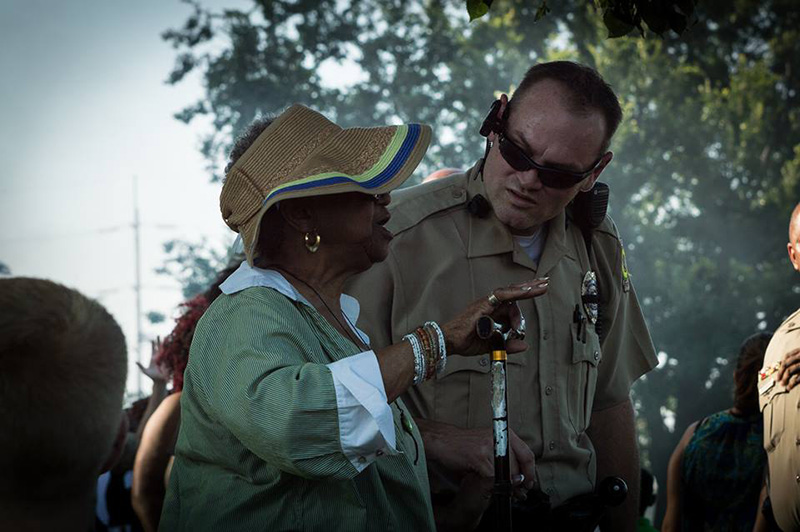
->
<box><xmin>479</xmin><ymin>99</ymin><xmax>505</xmax><ymax>137</ymax></box>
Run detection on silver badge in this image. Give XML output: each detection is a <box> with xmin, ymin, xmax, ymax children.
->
<box><xmin>582</xmin><ymin>270</ymin><xmax>599</xmax><ymax>324</ymax></box>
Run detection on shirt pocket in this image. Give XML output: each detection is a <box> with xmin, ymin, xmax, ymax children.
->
<box><xmin>762</xmin><ymin>393</ymin><xmax>786</xmax><ymax>453</ymax></box>
<box><xmin>435</xmin><ymin>353</ymin><xmax>525</xmax><ymax>429</ymax></box>
<box><xmin>568</xmin><ymin>327</ymin><xmax>602</xmax><ymax>435</ymax></box>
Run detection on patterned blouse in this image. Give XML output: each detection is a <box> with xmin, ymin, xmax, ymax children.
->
<box><xmin>160</xmin><ymin>286</ymin><xmax>434</xmax><ymax>531</ymax></box>
<box><xmin>681</xmin><ymin>410</ymin><xmax>766</xmax><ymax>531</ymax></box>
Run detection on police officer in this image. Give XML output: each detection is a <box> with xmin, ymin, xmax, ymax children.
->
<box><xmin>759</xmin><ymin>202</ymin><xmax>800</xmax><ymax>532</ymax></box>
<box><xmin>348</xmin><ymin>61</ymin><xmax>657</xmax><ymax>531</ymax></box>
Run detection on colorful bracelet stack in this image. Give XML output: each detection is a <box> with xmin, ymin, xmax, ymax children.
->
<box><xmin>403</xmin><ymin>321</ymin><xmax>447</xmax><ymax>385</ymax></box>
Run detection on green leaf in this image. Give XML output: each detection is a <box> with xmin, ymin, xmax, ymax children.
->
<box><xmin>467</xmin><ymin>0</ymin><xmax>491</xmax><ymax>21</ymax></box>
<box><xmin>534</xmin><ymin>1</ymin><xmax>551</xmax><ymax>22</ymax></box>
<box><xmin>668</xmin><ymin>10</ymin><xmax>688</xmax><ymax>35</ymax></box>
<box><xmin>639</xmin><ymin>0</ymin><xmax>670</xmax><ymax>36</ymax></box>
<box><xmin>604</xmin><ymin>10</ymin><xmax>635</xmax><ymax>38</ymax></box>
<box><xmin>674</xmin><ymin>0</ymin><xmax>696</xmax><ymax>17</ymax></box>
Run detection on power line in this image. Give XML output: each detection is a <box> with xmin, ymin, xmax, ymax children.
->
<box><xmin>0</xmin><ymin>225</ymin><xmax>127</xmax><ymax>243</ymax></box>
<box><xmin>0</xmin><ymin>173</ymin><xmax>202</xmax><ymax>196</ymax></box>
<box><xmin>0</xmin><ymin>222</ymin><xmax>197</xmax><ymax>244</ymax></box>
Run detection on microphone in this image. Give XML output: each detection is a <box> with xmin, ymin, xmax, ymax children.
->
<box><xmin>467</xmin><ymin>194</ymin><xmax>492</xmax><ymax>218</ymax></box>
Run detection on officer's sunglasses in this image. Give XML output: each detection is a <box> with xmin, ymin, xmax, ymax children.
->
<box><xmin>497</xmin><ymin>132</ymin><xmax>603</xmax><ymax>189</ymax></box>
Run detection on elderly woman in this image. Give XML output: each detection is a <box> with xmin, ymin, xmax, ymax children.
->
<box><xmin>159</xmin><ymin>105</ymin><xmax>548</xmax><ymax>531</ymax></box>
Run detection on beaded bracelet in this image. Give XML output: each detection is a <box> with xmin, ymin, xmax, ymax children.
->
<box><xmin>403</xmin><ymin>332</ymin><xmax>426</xmax><ymax>385</ymax></box>
<box><xmin>405</xmin><ymin>322</ymin><xmax>449</xmax><ymax>385</ymax></box>
<box><xmin>424</xmin><ymin>321</ymin><xmax>447</xmax><ymax>376</ymax></box>
<box><xmin>416</xmin><ymin>326</ymin><xmax>437</xmax><ymax>381</ymax></box>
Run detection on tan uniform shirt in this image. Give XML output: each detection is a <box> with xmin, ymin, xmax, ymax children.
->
<box><xmin>348</xmin><ymin>164</ymin><xmax>657</xmax><ymax>505</ymax></box>
<box><xmin>759</xmin><ymin>308</ymin><xmax>800</xmax><ymax>531</ymax></box>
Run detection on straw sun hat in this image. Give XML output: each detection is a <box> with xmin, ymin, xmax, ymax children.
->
<box><xmin>220</xmin><ymin>104</ymin><xmax>432</xmax><ymax>265</ymax></box>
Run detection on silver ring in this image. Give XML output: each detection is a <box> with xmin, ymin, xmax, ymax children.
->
<box><xmin>487</xmin><ymin>293</ymin><xmax>501</xmax><ymax>307</ymax></box>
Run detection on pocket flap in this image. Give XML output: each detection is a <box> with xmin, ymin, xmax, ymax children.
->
<box><xmin>440</xmin><ymin>350</ymin><xmax>527</xmax><ymax>378</ymax></box>
<box><xmin>571</xmin><ymin>331</ymin><xmax>601</xmax><ymax>366</ymax></box>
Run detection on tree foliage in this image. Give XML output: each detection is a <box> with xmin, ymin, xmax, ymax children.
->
<box><xmin>156</xmin><ymin>238</ymin><xmax>229</xmax><ymax>299</ymax></box>
<box><xmin>164</xmin><ymin>0</ymin><xmax>800</xmax><ymax>519</ymax></box>
<box><xmin>470</xmin><ymin>0</ymin><xmax>697</xmax><ymax>38</ymax></box>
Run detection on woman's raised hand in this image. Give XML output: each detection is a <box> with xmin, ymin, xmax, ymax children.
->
<box><xmin>440</xmin><ymin>278</ymin><xmax>549</xmax><ymax>357</ymax></box>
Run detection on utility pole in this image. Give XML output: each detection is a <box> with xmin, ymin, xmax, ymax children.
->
<box><xmin>133</xmin><ymin>176</ymin><xmax>142</xmax><ymax>395</ymax></box>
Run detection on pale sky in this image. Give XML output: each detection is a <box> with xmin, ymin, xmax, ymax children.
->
<box><xmin>0</xmin><ymin>1</ymin><xmax>249</xmax><ymax>398</ymax></box>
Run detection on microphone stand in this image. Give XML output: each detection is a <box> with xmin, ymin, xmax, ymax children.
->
<box><xmin>477</xmin><ymin>316</ymin><xmax>513</xmax><ymax>532</ymax></box>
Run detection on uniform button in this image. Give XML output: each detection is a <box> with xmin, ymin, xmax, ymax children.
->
<box><xmin>479</xmin><ymin>357</ymin><xmax>488</xmax><ymax>367</ymax></box>
<box><xmin>593</xmin><ymin>351</ymin><xmax>600</xmax><ymax>361</ymax></box>
<box><xmin>796</xmin><ymin>474</ymin><xmax>800</xmax><ymax>484</ymax></box>
<box><xmin>358</xmin><ymin>456</ymin><xmax>367</xmax><ymax>464</ymax></box>
<box><xmin>376</xmin><ymin>449</ymin><xmax>384</xmax><ymax>457</ymax></box>
<box><xmin>796</xmin><ymin>437</ymin><xmax>800</xmax><ymax>446</ymax></box>
<box><xmin>546</xmin><ymin>487</ymin><xmax>555</xmax><ymax>495</ymax></box>
<box><xmin>548</xmin><ymin>441</ymin><xmax>556</xmax><ymax>451</ymax></box>
<box><xmin>543</xmin><ymin>330</ymin><xmax>549</xmax><ymax>340</ymax></box>
<box><xmin>545</xmin><ymin>386</ymin><xmax>553</xmax><ymax>396</ymax></box>
<box><xmin>452</xmin><ymin>188</ymin><xmax>464</xmax><ymax>198</ymax></box>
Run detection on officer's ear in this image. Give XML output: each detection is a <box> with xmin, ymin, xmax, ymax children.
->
<box><xmin>788</xmin><ymin>241</ymin><xmax>800</xmax><ymax>271</ymax></box>
<box><xmin>578</xmin><ymin>152</ymin><xmax>613</xmax><ymax>193</ymax></box>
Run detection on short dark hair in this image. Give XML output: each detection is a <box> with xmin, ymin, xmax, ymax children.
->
<box><xmin>224</xmin><ymin>116</ymin><xmax>276</xmax><ymax>175</ymax></box>
<box><xmin>510</xmin><ymin>61</ymin><xmax>623</xmax><ymax>153</ymax></box>
<box><xmin>733</xmin><ymin>332</ymin><xmax>772</xmax><ymax>416</ymax></box>
<box><xmin>224</xmin><ymin>116</ymin><xmax>283</xmax><ymax>264</ymax></box>
<box><xmin>0</xmin><ymin>278</ymin><xmax>127</xmax><ymax>501</ymax></box>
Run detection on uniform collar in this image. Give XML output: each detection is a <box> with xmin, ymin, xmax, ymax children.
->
<box><xmin>466</xmin><ymin>160</ymin><xmax>570</xmax><ymax>276</ymax></box>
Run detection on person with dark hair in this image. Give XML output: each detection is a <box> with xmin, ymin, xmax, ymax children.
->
<box><xmin>348</xmin><ymin>60</ymin><xmax>657</xmax><ymax>530</ymax></box>
<box><xmin>0</xmin><ymin>278</ymin><xmax>128</xmax><ymax>532</ymax></box>
<box><xmin>159</xmin><ymin>105</ymin><xmax>549</xmax><ymax>530</ymax></box>
<box><xmin>131</xmin><ymin>264</ymin><xmax>238</xmax><ymax>532</ymax></box>
<box><xmin>757</xmin><ymin>201</ymin><xmax>800</xmax><ymax>532</ymax></box>
<box><xmin>661</xmin><ymin>333</ymin><xmax>772</xmax><ymax>532</ymax></box>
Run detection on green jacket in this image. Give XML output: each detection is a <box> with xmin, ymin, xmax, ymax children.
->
<box><xmin>160</xmin><ymin>287</ymin><xmax>434</xmax><ymax>531</ymax></box>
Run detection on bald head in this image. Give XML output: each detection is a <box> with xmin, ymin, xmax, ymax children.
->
<box><xmin>787</xmin><ymin>202</ymin><xmax>800</xmax><ymax>271</ymax></box>
<box><xmin>790</xmin><ymin>203</ymin><xmax>800</xmax><ymax>242</ymax></box>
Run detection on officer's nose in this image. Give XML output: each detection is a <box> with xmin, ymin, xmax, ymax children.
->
<box><xmin>517</xmin><ymin>168</ymin><xmax>544</xmax><ymax>192</ymax></box>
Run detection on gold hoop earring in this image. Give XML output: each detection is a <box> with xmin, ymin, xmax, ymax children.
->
<box><xmin>304</xmin><ymin>231</ymin><xmax>320</xmax><ymax>253</ymax></box>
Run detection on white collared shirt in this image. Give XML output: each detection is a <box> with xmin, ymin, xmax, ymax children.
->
<box><xmin>219</xmin><ymin>261</ymin><xmax>398</xmax><ymax>471</ymax></box>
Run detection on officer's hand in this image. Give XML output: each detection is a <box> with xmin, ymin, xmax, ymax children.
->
<box><xmin>778</xmin><ymin>348</ymin><xmax>800</xmax><ymax>390</ymax></box>
<box><xmin>440</xmin><ymin>278</ymin><xmax>548</xmax><ymax>357</ymax></box>
<box><xmin>422</xmin><ymin>421</ymin><xmax>537</xmax><ymax>490</ymax></box>
<box><xmin>434</xmin><ymin>473</ymin><xmax>495</xmax><ymax>531</ymax></box>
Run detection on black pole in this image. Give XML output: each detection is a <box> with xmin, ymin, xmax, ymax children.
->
<box><xmin>477</xmin><ymin>316</ymin><xmax>512</xmax><ymax>531</ymax></box>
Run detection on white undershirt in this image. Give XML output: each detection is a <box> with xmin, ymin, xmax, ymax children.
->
<box><xmin>219</xmin><ymin>261</ymin><xmax>398</xmax><ymax>473</ymax></box>
<box><xmin>514</xmin><ymin>225</ymin><xmax>547</xmax><ymax>263</ymax></box>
